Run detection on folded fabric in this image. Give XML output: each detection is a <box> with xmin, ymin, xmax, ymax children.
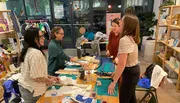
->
<box><xmin>96</xmin><ymin>57</ymin><xmax>115</xmax><ymax>72</ymax></box>
<box><xmin>75</xmin><ymin>94</ymin><xmax>93</xmax><ymax>103</ymax></box>
<box><xmin>137</xmin><ymin>77</ymin><xmax>151</xmax><ymax>89</ymax></box>
<box><xmin>97</xmin><ymin>63</ymin><xmax>115</xmax><ymax>72</ymax></box>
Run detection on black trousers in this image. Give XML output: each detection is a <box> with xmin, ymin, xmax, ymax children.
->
<box><xmin>120</xmin><ymin>65</ymin><xmax>140</xmax><ymax>103</ymax></box>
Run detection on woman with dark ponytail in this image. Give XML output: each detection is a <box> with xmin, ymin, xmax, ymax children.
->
<box><xmin>18</xmin><ymin>27</ymin><xmax>60</xmax><ymax>103</ymax></box>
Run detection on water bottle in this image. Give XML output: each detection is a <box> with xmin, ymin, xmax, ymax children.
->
<box><xmin>51</xmin><ymin>86</ymin><xmax>57</xmax><ymax>96</ymax></box>
<box><xmin>77</xmin><ymin>46</ymin><xmax>82</xmax><ymax>59</ymax></box>
<box><xmin>51</xmin><ymin>86</ymin><xmax>58</xmax><ymax>103</ymax></box>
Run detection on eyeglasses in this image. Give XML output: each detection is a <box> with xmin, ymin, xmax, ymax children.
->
<box><xmin>39</xmin><ymin>35</ymin><xmax>45</xmax><ymax>39</ymax></box>
<box><xmin>59</xmin><ymin>33</ymin><xmax>64</xmax><ymax>35</ymax></box>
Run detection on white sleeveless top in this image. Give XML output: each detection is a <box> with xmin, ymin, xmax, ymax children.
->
<box><xmin>118</xmin><ymin>35</ymin><xmax>139</xmax><ymax>67</ymax></box>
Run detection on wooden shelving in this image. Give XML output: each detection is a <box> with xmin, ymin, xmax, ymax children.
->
<box><xmin>157</xmin><ymin>40</ymin><xmax>166</xmax><ymax>45</ymax></box>
<box><xmin>170</xmin><ymin>25</ymin><xmax>180</xmax><ymax>30</ymax></box>
<box><xmin>157</xmin><ymin>54</ymin><xmax>164</xmax><ymax>61</ymax></box>
<box><xmin>167</xmin><ymin>45</ymin><xmax>180</xmax><ymax>53</ymax></box>
<box><xmin>0</xmin><ymin>10</ymin><xmax>11</xmax><ymax>12</ymax></box>
<box><xmin>159</xmin><ymin>23</ymin><xmax>168</xmax><ymax>27</ymax></box>
<box><xmin>0</xmin><ymin>30</ymin><xmax>14</xmax><ymax>35</ymax></box>
<box><xmin>154</xmin><ymin>5</ymin><xmax>180</xmax><ymax>92</ymax></box>
<box><xmin>165</xmin><ymin>61</ymin><xmax>179</xmax><ymax>74</ymax></box>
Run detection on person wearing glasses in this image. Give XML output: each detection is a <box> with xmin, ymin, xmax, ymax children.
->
<box><xmin>48</xmin><ymin>27</ymin><xmax>86</xmax><ymax>76</ymax></box>
<box><xmin>106</xmin><ymin>18</ymin><xmax>121</xmax><ymax>60</ymax></box>
<box><xmin>18</xmin><ymin>28</ymin><xmax>60</xmax><ymax>103</ymax></box>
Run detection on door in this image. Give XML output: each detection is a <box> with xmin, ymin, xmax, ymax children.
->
<box><xmin>52</xmin><ymin>0</ymin><xmax>93</xmax><ymax>48</ymax></box>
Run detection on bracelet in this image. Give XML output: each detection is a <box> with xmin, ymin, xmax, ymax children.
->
<box><xmin>111</xmin><ymin>79</ymin><xmax>116</xmax><ymax>84</ymax></box>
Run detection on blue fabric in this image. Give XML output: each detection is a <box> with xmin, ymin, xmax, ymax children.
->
<box><xmin>75</xmin><ymin>94</ymin><xmax>93</xmax><ymax>103</ymax></box>
<box><xmin>96</xmin><ymin>57</ymin><xmax>115</xmax><ymax>72</ymax></box>
<box><xmin>84</xmin><ymin>32</ymin><xmax>94</xmax><ymax>41</ymax></box>
<box><xmin>3</xmin><ymin>80</ymin><xmax>18</xmax><ymax>103</ymax></box>
<box><xmin>137</xmin><ymin>77</ymin><xmax>151</xmax><ymax>89</ymax></box>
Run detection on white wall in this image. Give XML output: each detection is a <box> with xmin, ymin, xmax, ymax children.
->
<box><xmin>153</xmin><ymin>0</ymin><xmax>163</xmax><ymax>19</ymax></box>
<box><xmin>0</xmin><ymin>2</ymin><xmax>7</xmax><ymax>10</ymax></box>
<box><xmin>177</xmin><ymin>0</ymin><xmax>180</xmax><ymax>5</ymax></box>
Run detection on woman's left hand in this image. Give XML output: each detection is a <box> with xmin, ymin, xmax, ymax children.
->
<box><xmin>108</xmin><ymin>82</ymin><xmax>116</xmax><ymax>95</ymax></box>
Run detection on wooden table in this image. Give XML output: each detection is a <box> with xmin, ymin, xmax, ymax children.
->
<box><xmin>37</xmin><ymin>56</ymin><xmax>119</xmax><ymax>103</ymax></box>
<box><xmin>37</xmin><ymin>74</ymin><xmax>119</xmax><ymax>103</ymax></box>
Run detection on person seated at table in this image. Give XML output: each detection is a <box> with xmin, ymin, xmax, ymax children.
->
<box><xmin>18</xmin><ymin>27</ymin><xmax>60</xmax><ymax>103</ymax></box>
<box><xmin>48</xmin><ymin>27</ymin><xmax>87</xmax><ymax>76</ymax></box>
<box><xmin>108</xmin><ymin>14</ymin><xmax>140</xmax><ymax>103</ymax></box>
<box><xmin>106</xmin><ymin>18</ymin><xmax>121</xmax><ymax>60</ymax></box>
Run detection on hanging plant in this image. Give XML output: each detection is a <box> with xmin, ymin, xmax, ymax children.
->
<box><xmin>0</xmin><ymin>0</ymin><xmax>6</xmax><ymax>2</ymax></box>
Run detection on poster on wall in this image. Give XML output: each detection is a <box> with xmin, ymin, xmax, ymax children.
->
<box><xmin>54</xmin><ymin>4</ymin><xmax>64</xmax><ymax>19</ymax></box>
<box><xmin>106</xmin><ymin>13</ymin><xmax>121</xmax><ymax>37</ymax></box>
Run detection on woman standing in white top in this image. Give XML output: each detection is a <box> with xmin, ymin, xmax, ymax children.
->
<box><xmin>108</xmin><ymin>14</ymin><xmax>140</xmax><ymax>103</ymax></box>
<box><xmin>18</xmin><ymin>28</ymin><xmax>60</xmax><ymax>103</ymax></box>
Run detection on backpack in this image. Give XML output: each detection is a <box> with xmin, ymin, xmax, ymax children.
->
<box><xmin>144</xmin><ymin>63</ymin><xmax>156</xmax><ymax>79</ymax></box>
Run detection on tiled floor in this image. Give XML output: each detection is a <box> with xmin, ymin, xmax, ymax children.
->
<box><xmin>137</xmin><ymin>54</ymin><xmax>180</xmax><ymax>103</ymax></box>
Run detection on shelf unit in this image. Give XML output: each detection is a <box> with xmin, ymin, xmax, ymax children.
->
<box><xmin>154</xmin><ymin>5</ymin><xmax>180</xmax><ymax>92</ymax></box>
<box><xmin>0</xmin><ymin>30</ymin><xmax>14</xmax><ymax>35</ymax></box>
<box><xmin>0</xmin><ymin>10</ymin><xmax>21</xmax><ymax>80</ymax></box>
<box><xmin>0</xmin><ymin>10</ymin><xmax>20</xmax><ymax>54</ymax></box>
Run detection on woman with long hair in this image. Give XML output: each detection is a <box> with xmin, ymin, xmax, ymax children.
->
<box><xmin>108</xmin><ymin>14</ymin><xmax>140</xmax><ymax>103</ymax></box>
<box><xmin>18</xmin><ymin>28</ymin><xmax>59</xmax><ymax>103</ymax></box>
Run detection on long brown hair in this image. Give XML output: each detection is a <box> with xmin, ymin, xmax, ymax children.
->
<box><xmin>51</xmin><ymin>26</ymin><xmax>62</xmax><ymax>39</ymax></box>
<box><xmin>121</xmin><ymin>14</ymin><xmax>140</xmax><ymax>44</ymax></box>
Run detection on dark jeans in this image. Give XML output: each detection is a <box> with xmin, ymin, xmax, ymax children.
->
<box><xmin>120</xmin><ymin>65</ymin><xmax>140</xmax><ymax>103</ymax></box>
<box><xmin>19</xmin><ymin>85</ymin><xmax>41</xmax><ymax>103</ymax></box>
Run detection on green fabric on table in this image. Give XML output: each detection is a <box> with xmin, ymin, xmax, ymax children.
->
<box><xmin>47</xmin><ymin>85</ymin><xmax>61</xmax><ymax>90</ymax></box>
<box><xmin>95</xmin><ymin>78</ymin><xmax>118</xmax><ymax>97</ymax></box>
<box><xmin>65</xmin><ymin>65</ymin><xmax>81</xmax><ymax>69</ymax></box>
<box><xmin>97</xmin><ymin>99</ymin><xmax>101</xmax><ymax>103</ymax></box>
<box><xmin>97</xmin><ymin>63</ymin><xmax>115</xmax><ymax>72</ymax></box>
<box><xmin>59</xmin><ymin>74</ymin><xmax>77</xmax><ymax>80</ymax></box>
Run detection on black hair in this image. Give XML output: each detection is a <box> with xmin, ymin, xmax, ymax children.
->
<box><xmin>20</xmin><ymin>27</ymin><xmax>44</xmax><ymax>62</ymax></box>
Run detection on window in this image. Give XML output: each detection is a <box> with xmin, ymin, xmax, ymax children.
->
<box><xmin>25</xmin><ymin>0</ymin><xmax>50</xmax><ymax>16</ymax></box>
<box><xmin>6</xmin><ymin>0</ymin><xmax>25</xmax><ymax>17</ymax></box>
